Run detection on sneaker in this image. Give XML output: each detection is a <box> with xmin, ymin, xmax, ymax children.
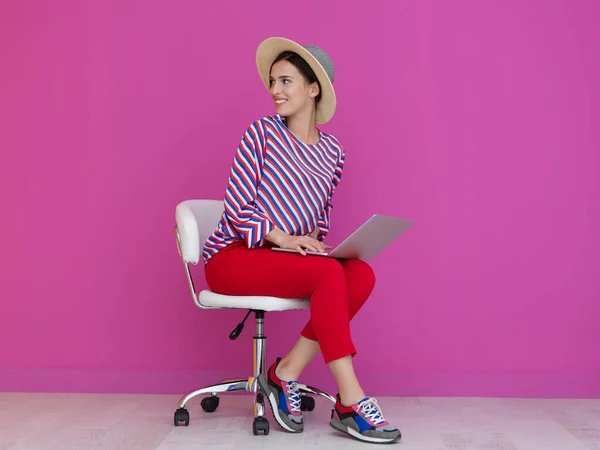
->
<box><xmin>330</xmin><ymin>394</ymin><xmax>401</xmax><ymax>444</ymax></box>
<box><xmin>257</xmin><ymin>357</ymin><xmax>303</xmax><ymax>433</ymax></box>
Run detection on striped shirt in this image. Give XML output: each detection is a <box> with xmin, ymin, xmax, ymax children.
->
<box><xmin>202</xmin><ymin>114</ymin><xmax>345</xmax><ymax>265</ymax></box>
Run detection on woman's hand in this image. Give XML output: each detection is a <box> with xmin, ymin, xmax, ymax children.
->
<box><xmin>265</xmin><ymin>228</ymin><xmax>331</xmax><ymax>256</ymax></box>
<box><xmin>308</xmin><ymin>226</ymin><xmax>320</xmax><ymax>240</ymax></box>
<box><xmin>280</xmin><ymin>234</ymin><xmax>330</xmax><ymax>256</ymax></box>
<box><xmin>266</xmin><ymin>227</ymin><xmax>331</xmax><ymax>256</ymax></box>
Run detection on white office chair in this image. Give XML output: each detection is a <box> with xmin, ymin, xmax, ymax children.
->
<box><xmin>173</xmin><ymin>199</ymin><xmax>335</xmax><ymax>435</ymax></box>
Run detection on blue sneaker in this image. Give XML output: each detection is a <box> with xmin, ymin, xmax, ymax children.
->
<box><xmin>330</xmin><ymin>394</ymin><xmax>401</xmax><ymax>444</ymax></box>
<box><xmin>257</xmin><ymin>357</ymin><xmax>303</xmax><ymax>432</ymax></box>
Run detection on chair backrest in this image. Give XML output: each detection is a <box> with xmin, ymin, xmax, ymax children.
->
<box><xmin>175</xmin><ymin>199</ymin><xmax>224</xmax><ymax>264</ymax></box>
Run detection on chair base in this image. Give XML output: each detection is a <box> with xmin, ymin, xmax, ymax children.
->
<box><xmin>172</xmin><ymin>310</ymin><xmax>335</xmax><ymax>433</ymax></box>
<box><xmin>173</xmin><ymin>378</ymin><xmax>335</xmax><ymax>429</ymax></box>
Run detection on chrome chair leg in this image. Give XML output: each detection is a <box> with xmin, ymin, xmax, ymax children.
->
<box><xmin>253</xmin><ymin>311</ymin><xmax>267</xmax><ymax>419</ymax></box>
<box><xmin>299</xmin><ymin>384</ymin><xmax>336</xmax><ymax>404</ymax></box>
<box><xmin>177</xmin><ymin>379</ymin><xmax>249</xmax><ymax>409</ymax></box>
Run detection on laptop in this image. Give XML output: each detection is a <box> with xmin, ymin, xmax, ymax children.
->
<box><xmin>272</xmin><ymin>214</ymin><xmax>413</xmax><ymax>261</ymax></box>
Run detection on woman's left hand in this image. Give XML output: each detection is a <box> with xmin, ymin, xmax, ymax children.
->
<box><xmin>308</xmin><ymin>227</ymin><xmax>320</xmax><ymax>240</ymax></box>
<box><xmin>307</xmin><ymin>227</ymin><xmax>332</xmax><ymax>251</ymax></box>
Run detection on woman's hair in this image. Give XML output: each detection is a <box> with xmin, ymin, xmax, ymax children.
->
<box><xmin>271</xmin><ymin>51</ymin><xmax>322</xmax><ymax>104</ymax></box>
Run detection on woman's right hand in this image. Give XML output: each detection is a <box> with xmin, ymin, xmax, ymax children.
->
<box><xmin>266</xmin><ymin>228</ymin><xmax>331</xmax><ymax>255</ymax></box>
<box><xmin>280</xmin><ymin>234</ymin><xmax>329</xmax><ymax>255</ymax></box>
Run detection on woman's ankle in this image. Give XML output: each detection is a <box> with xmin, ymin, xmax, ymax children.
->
<box><xmin>275</xmin><ymin>358</ymin><xmax>301</xmax><ymax>381</ymax></box>
<box><xmin>339</xmin><ymin>390</ymin><xmax>366</xmax><ymax>407</ymax></box>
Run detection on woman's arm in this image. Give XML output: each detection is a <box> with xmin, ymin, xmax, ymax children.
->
<box><xmin>223</xmin><ymin>120</ymin><xmax>276</xmax><ymax>248</ymax></box>
<box><xmin>223</xmin><ymin>120</ymin><xmax>327</xmax><ymax>255</ymax></box>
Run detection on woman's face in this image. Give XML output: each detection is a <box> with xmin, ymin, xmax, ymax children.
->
<box><xmin>269</xmin><ymin>60</ymin><xmax>319</xmax><ymax>118</ymax></box>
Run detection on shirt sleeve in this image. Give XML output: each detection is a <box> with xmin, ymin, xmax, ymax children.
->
<box><xmin>316</xmin><ymin>147</ymin><xmax>346</xmax><ymax>240</ymax></box>
<box><xmin>223</xmin><ymin>120</ymin><xmax>275</xmax><ymax>248</ymax></box>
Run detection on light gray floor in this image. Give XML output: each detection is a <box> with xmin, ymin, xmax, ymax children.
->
<box><xmin>1</xmin><ymin>393</ymin><xmax>599</xmax><ymax>449</ymax></box>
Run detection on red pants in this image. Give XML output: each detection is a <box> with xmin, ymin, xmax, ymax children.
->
<box><xmin>204</xmin><ymin>241</ymin><xmax>376</xmax><ymax>363</ymax></box>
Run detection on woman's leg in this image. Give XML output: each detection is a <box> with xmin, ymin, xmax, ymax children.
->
<box><xmin>277</xmin><ymin>259</ymin><xmax>376</xmax><ymax>405</ymax></box>
<box><xmin>277</xmin><ymin>340</ymin><xmax>365</xmax><ymax>406</ymax></box>
<box><xmin>206</xmin><ymin>245</ymin><xmax>400</xmax><ymax>441</ymax></box>
<box><xmin>328</xmin><ymin>356</ymin><xmax>365</xmax><ymax>406</ymax></box>
<box><xmin>205</xmin><ymin>243</ymin><xmax>356</xmax><ymax>432</ymax></box>
<box><xmin>275</xmin><ymin>336</ymin><xmax>320</xmax><ymax>381</ymax></box>
<box><xmin>205</xmin><ymin>243</ymin><xmax>356</xmax><ymax>364</ymax></box>
<box><xmin>297</xmin><ymin>259</ymin><xmax>375</xmax><ymax>350</ymax></box>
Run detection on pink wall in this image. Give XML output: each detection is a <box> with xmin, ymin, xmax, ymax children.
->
<box><xmin>1</xmin><ymin>0</ymin><xmax>599</xmax><ymax>397</ymax></box>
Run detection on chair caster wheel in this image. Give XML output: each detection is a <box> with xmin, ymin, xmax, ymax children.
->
<box><xmin>253</xmin><ymin>416</ymin><xmax>269</xmax><ymax>435</ymax></box>
<box><xmin>301</xmin><ymin>396</ymin><xmax>315</xmax><ymax>411</ymax></box>
<box><xmin>174</xmin><ymin>408</ymin><xmax>189</xmax><ymax>426</ymax></box>
<box><xmin>201</xmin><ymin>396</ymin><xmax>220</xmax><ymax>413</ymax></box>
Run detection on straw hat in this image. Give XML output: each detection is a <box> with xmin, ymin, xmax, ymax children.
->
<box><xmin>256</xmin><ymin>37</ymin><xmax>336</xmax><ymax>124</ymax></box>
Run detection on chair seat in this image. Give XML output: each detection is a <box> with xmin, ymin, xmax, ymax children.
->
<box><xmin>198</xmin><ymin>290</ymin><xmax>310</xmax><ymax>311</ymax></box>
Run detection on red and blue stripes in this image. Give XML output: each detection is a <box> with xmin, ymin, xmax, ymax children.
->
<box><xmin>203</xmin><ymin>115</ymin><xmax>345</xmax><ymax>264</ymax></box>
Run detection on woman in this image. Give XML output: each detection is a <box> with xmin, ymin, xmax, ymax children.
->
<box><xmin>202</xmin><ymin>37</ymin><xmax>401</xmax><ymax>444</ymax></box>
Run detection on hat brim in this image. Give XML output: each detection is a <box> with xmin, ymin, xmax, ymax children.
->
<box><xmin>256</xmin><ymin>37</ymin><xmax>336</xmax><ymax>125</ymax></box>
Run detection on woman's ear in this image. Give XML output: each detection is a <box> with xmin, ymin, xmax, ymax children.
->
<box><xmin>309</xmin><ymin>81</ymin><xmax>320</xmax><ymax>99</ymax></box>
